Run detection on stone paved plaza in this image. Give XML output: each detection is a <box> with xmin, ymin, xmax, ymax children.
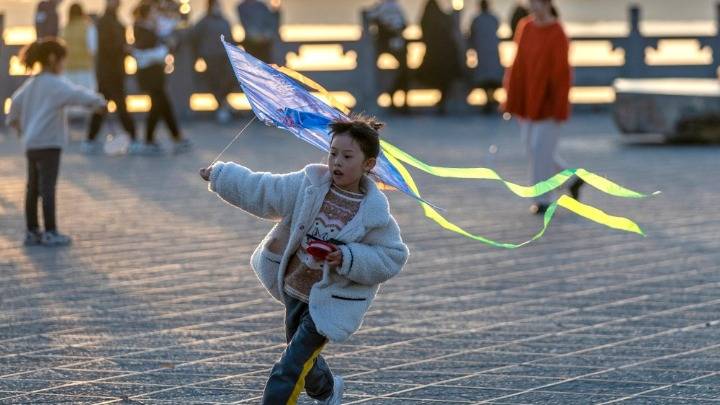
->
<box><xmin>0</xmin><ymin>113</ymin><xmax>719</xmax><ymax>404</ymax></box>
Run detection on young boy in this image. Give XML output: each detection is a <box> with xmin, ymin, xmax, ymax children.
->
<box><xmin>200</xmin><ymin>115</ymin><xmax>409</xmax><ymax>404</ymax></box>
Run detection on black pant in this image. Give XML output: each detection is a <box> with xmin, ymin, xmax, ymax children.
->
<box><xmin>203</xmin><ymin>54</ymin><xmax>235</xmax><ymax>105</ymax></box>
<box><xmin>389</xmin><ymin>46</ymin><xmax>409</xmax><ymax>97</ymax></box>
<box><xmin>136</xmin><ymin>64</ymin><xmax>180</xmax><ymax>143</ymax></box>
<box><xmin>243</xmin><ymin>38</ymin><xmax>273</xmax><ymax>63</ymax></box>
<box><xmin>87</xmin><ymin>81</ymin><xmax>136</xmax><ymax>141</ymax></box>
<box><xmin>26</xmin><ymin>148</ymin><xmax>61</xmax><ymax>232</ymax></box>
<box><xmin>261</xmin><ymin>293</ymin><xmax>334</xmax><ymax>404</ymax></box>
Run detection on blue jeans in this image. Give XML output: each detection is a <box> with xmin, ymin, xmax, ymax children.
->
<box><xmin>261</xmin><ymin>293</ymin><xmax>334</xmax><ymax>404</ymax></box>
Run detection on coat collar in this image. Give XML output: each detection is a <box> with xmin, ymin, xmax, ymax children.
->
<box><xmin>304</xmin><ymin>164</ymin><xmax>390</xmax><ymax>229</ymax></box>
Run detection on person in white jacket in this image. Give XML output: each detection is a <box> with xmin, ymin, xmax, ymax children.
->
<box><xmin>6</xmin><ymin>38</ymin><xmax>106</xmax><ymax>247</ymax></box>
<box><xmin>200</xmin><ymin>115</ymin><xmax>409</xmax><ymax>405</ymax></box>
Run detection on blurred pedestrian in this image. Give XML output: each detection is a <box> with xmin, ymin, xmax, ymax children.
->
<box><xmin>503</xmin><ymin>0</ymin><xmax>583</xmax><ymax>215</ymax></box>
<box><xmin>468</xmin><ymin>0</ymin><xmax>503</xmax><ymax>113</ymax></box>
<box><xmin>6</xmin><ymin>38</ymin><xmax>106</xmax><ymax>246</ymax></box>
<box><xmin>61</xmin><ymin>2</ymin><xmax>99</xmax><ymax>123</ymax></box>
<box><xmin>61</xmin><ymin>3</ymin><xmax>96</xmax><ymax>88</ymax></box>
<box><xmin>367</xmin><ymin>0</ymin><xmax>409</xmax><ymax>113</ymax></box>
<box><xmin>237</xmin><ymin>0</ymin><xmax>279</xmax><ymax>63</ymax></box>
<box><xmin>417</xmin><ymin>0</ymin><xmax>464</xmax><ymax>114</ymax></box>
<box><xmin>35</xmin><ymin>0</ymin><xmax>62</xmax><ymax>38</ymax></box>
<box><xmin>191</xmin><ymin>0</ymin><xmax>235</xmax><ymax>124</ymax></box>
<box><xmin>509</xmin><ymin>0</ymin><xmax>529</xmax><ymax>39</ymax></box>
<box><xmin>83</xmin><ymin>0</ymin><xmax>140</xmax><ymax>154</ymax></box>
<box><xmin>132</xmin><ymin>1</ymin><xmax>192</xmax><ymax>154</ymax></box>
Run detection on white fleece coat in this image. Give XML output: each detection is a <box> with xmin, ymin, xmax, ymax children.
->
<box><xmin>209</xmin><ymin>162</ymin><xmax>409</xmax><ymax>342</ymax></box>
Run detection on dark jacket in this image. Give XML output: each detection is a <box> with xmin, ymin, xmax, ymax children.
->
<box><xmin>191</xmin><ymin>12</ymin><xmax>233</xmax><ymax>58</ymax></box>
<box><xmin>417</xmin><ymin>0</ymin><xmax>463</xmax><ymax>88</ymax></box>
<box><xmin>133</xmin><ymin>22</ymin><xmax>161</xmax><ymax>51</ymax></box>
<box><xmin>468</xmin><ymin>12</ymin><xmax>503</xmax><ymax>84</ymax></box>
<box><xmin>34</xmin><ymin>0</ymin><xmax>59</xmax><ymax>38</ymax></box>
<box><xmin>95</xmin><ymin>11</ymin><xmax>128</xmax><ymax>86</ymax></box>
<box><xmin>237</xmin><ymin>0</ymin><xmax>278</xmax><ymax>41</ymax></box>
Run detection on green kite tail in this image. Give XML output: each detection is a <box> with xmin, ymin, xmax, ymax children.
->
<box><xmin>380</xmin><ymin>140</ymin><xmax>660</xmax><ymax>199</ymax></box>
<box><xmin>383</xmin><ymin>151</ymin><xmax>646</xmax><ymax>248</ymax></box>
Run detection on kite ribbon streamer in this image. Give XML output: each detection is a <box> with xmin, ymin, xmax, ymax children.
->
<box><xmin>385</xmin><ymin>152</ymin><xmax>645</xmax><ymax>249</ymax></box>
<box><xmin>379</xmin><ymin>140</ymin><xmax>661</xmax><ymax>199</ymax></box>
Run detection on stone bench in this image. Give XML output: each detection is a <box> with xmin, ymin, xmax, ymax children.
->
<box><xmin>613</xmin><ymin>78</ymin><xmax>720</xmax><ymax>143</ymax></box>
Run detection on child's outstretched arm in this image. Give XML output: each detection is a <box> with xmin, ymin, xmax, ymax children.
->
<box><xmin>334</xmin><ymin>216</ymin><xmax>409</xmax><ymax>286</ymax></box>
<box><xmin>202</xmin><ymin>161</ymin><xmax>304</xmax><ymax>221</ymax></box>
<box><xmin>57</xmin><ymin>79</ymin><xmax>106</xmax><ymax>111</ymax></box>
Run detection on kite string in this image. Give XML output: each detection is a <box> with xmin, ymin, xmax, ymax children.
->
<box><xmin>210</xmin><ymin>115</ymin><xmax>257</xmax><ymax>166</ymax></box>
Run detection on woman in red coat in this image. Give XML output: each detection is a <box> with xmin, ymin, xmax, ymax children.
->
<box><xmin>504</xmin><ymin>0</ymin><xmax>583</xmax><ymax>214</ymax></box>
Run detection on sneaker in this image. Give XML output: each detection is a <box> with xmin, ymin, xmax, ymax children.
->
<box><xmin>41</xmin><ymin>230</ymin><xmax>72</xmax><ymax>246</ymax></box>
<box><xmin>315</xmin><ymin>375</ymin><xmax>343</xmax><ymax>405</ymax></box>
<box><xmin>141</xmin><ymin>142</ymin><xmax>163</xmax><ymax>156</ymax></box>
<box><xmin>173</xmin><ymin>138</ymin><xmax>193</xmax><ymax>155</ymax></box>
<box><xmin>529</xmin><ymin>203</ymin><xmax>549</xmax><ymax>215</ymax></box>
<box><xmin>80</xmin><ymin>140</ymin><xmax>102</xmax><ymax>155</ymax></box>
<box><xmin>23</xmin><ymin>230</ymin><xmax>43</xmax><ymax>246</ymax></box>
<box><xmin>128</xmin><ymin>141</ymin><xmax>145</xmax><ymax>155</ymax></box>
<box><xmin>103</xmin><ymin>133</ymin><xmax>131</xmax><ymax>156</ymax></box>
<box><xmin>216</xmin><ymin>106</ymin><xmax>232</xmax><ymax>124</ymax></box>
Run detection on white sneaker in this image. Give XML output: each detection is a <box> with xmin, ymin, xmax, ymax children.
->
<box><xmin>41</xmin><ymin>230</ymin><xmax>72</xmax><ymax>246</ymax></box>
<box><xmin>128</xmin><ymin>141</ymin><xmax>145</xmax><ymax>155</ymax></box>
<box><xmin>315</xmin><ymin>375</ymin><xmax>343</xmax><ymax>405</ymax></box>
<box><xmin>80</xmin><ymin>140</ymin><xmax>101</xmax><ymax>155</ymax></box>
<box><xmin>103</xmin><ymin>133</ymin><xmax>131</xmax><ymax>156</ymax></box>
<box><xmin>141</xmin><ymin>143</ymin><xmax>163</xmax><ymax>156</ymax></box>
<box><xmin>216</xmin><ymin>107</ymin><xmax>232</xmax><ymax>124</ymax></box>
<box><xmin>173</xmin><ymin>138</ymin><xmax>193</xmax><ymax>155</ymax></box>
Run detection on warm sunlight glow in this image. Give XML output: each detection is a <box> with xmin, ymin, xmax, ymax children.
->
<box><xmin>194</xmin><ymin>58</ymin><xmax>207</xmax><ymax>73</ymax></box>
<box><xmin>570</xmin><ymin>87</ymin><xmax>616</xmax><ymax>104</ymax></box>
<box><xmin>127</xmin><ymin>95</ymin><xmax>151</xmax><ymax>113</ymax></box>
<box><xmin>286</xmin><ymin>45</ymin><xmax>356</xmax><ymax>71</ymax></box>
<box><xmin>190</xmin><ymin>94</ymin><xmax>218</xmax><ymax>111</ymax></box>
<box><xmin>406</xmin><ymin>90</ymin><xmax>441</xmax><ymax>107</ymax></box>
<box><xmin>125</xmin><ymin>56</ymin><xmax>137</xmax><ymax>75</ymax></box>
<box><xmin>646</xmin><ymin>39</ymin><xmax>712</xmax><ymax>65</ymax></box>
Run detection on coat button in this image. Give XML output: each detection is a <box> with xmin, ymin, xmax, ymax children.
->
<box><xmin>299</xmin><ymin>225</ymin><xmax>305</xmax><ymax>230</ymax></box>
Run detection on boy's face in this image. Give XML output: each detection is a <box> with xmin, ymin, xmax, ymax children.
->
<box><xmin>329</xmin><ymin>134</ymin><xmax>376</xmax><ymax>192</ymax></box>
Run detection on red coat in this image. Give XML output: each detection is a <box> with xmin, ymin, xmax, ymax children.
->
<box><xmin>503</xmin><ymin>17</ymin><xmax>572</xmax><ymax>121</ymax></box>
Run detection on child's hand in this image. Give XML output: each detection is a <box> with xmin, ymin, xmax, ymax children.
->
<box><xmin>199</xmin><ymin>166</ymin><xmax>212</xmax><ymax>181</ymax></box>
<box><xmin>326</xmin><ymin>249</ymin><xmax>343</xmax><ymax>267</ymax></box>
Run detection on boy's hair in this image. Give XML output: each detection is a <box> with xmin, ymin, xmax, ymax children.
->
<box><xmin>19</xmin><ymin>37</ymin><xmax>67</xmax><ymax>70</ymax></box>
<box><xmin>329</xmin><ymin>114</ymin><xmax>383</xmax><ymax>159</ymax></box>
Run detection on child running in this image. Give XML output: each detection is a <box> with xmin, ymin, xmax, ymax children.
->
<box><xmin>200</xmin><ymin>115</ymin><xmax>409</xmax><ymax>404</ymax></box>
<box><xmin>6</xmin><ymin>38</ymin><xmax>106</xmax><ymax>246</ymax></box>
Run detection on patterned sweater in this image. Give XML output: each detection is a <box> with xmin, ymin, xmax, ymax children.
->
<box><xmin>284</xmin><ymin>185</ymin><xmax>364</xmax><ymax>302</ymax></box>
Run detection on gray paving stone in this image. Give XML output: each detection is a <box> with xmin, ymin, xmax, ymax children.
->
<box><xmin>1</xmin><ymin>114</ymin><xmax>719</xmax><ymax>401</ymax></box>
<box><xmin>489</xmin><ymin>390</ymin><xmax>620</xmax><ymax>404</ymax></box>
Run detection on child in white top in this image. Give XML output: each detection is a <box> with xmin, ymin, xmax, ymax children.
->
<box><xmin>6</xmin><ymin>38</ymin><xmax>106</xmax><ymax>246</ymax></box>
